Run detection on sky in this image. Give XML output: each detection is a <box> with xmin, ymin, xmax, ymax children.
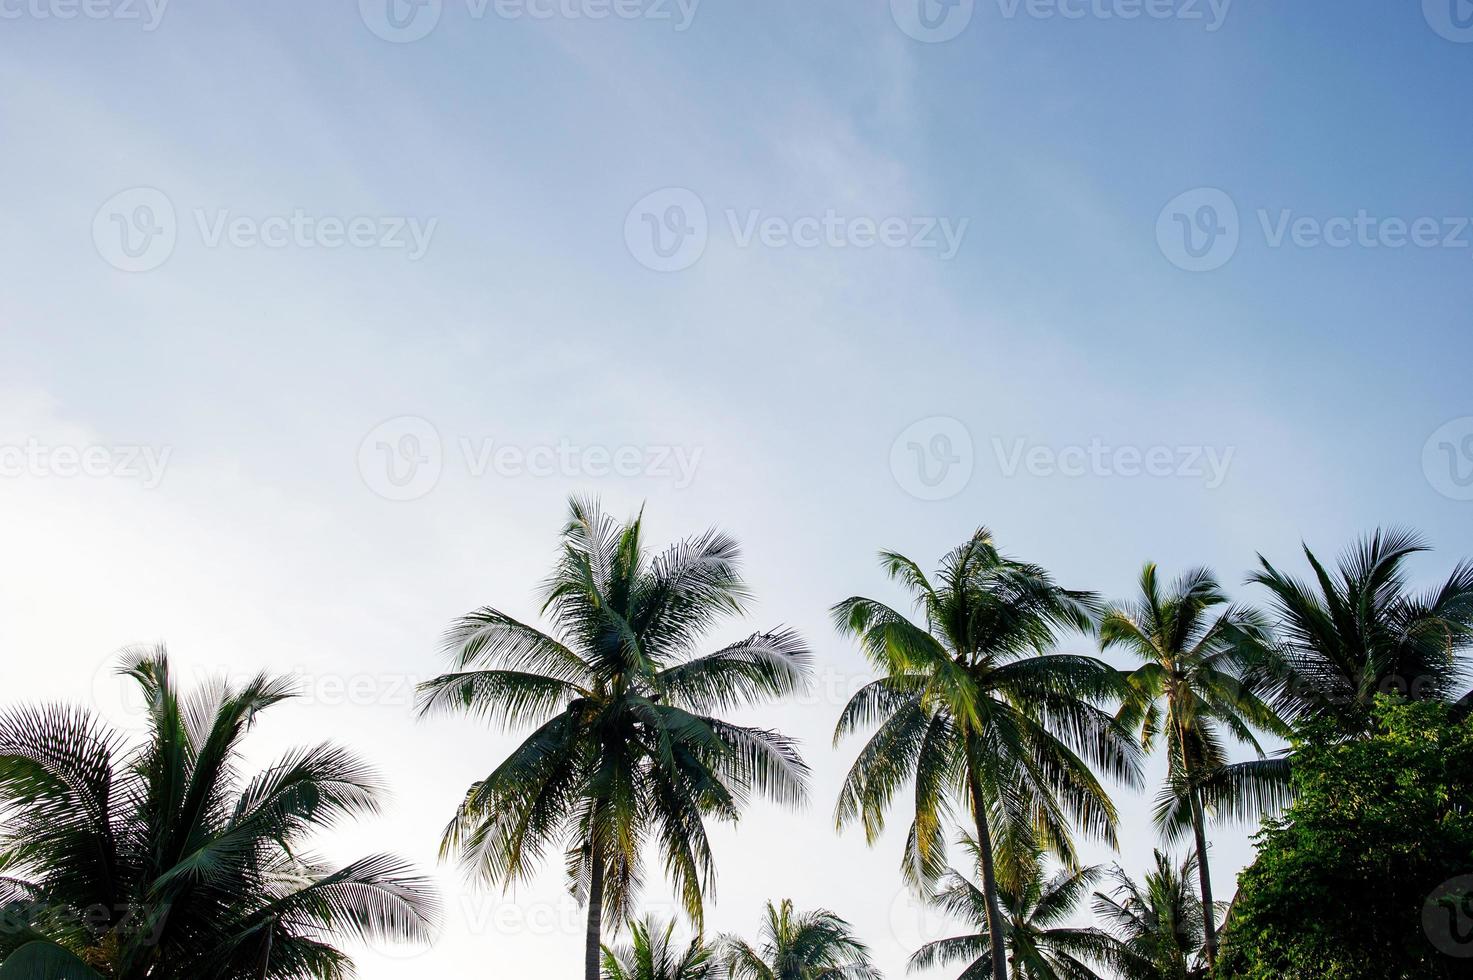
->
<box><xmin>2</xmin><ymin>0</ymin><xmax>1472</xmax><ymax>976</ymax></box>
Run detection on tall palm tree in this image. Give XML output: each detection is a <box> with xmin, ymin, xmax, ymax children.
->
<box><xmin>1100</xmin><ymin>564</ymin><xmax>1288</xmax><ymax>968</ymax></box>
<box><xmin>416</xmin><ymin>497</ymin><xmax>811</xmax><ymax>980</ymax></box>
<box><xmin>1245</xmin><ymin>528</ymin><xmax>1473</xmax><ymax>737</ymax></box>
<box><xmin>1091</xmin><ymin>851</ymin><xmax>1208</xmax><ymax>980</ymax></box>
<box><xmin>602</xmin><ymin>917</ymin><xmax>718</xmax><ymax>980</ymax></box>
<box><xmin>832</xmin><ymin>529</ymin><xmax>1142</xmax><ymax>980</ymax></box>
<box><xmin>719</xmin><ymin>900</ymin><xmax>880</xmax><ymax>980</ymax></box>
<box><xmin>0</xmin><ymin>646</ymin><xmax>438</xmax><ymax>980</ymax></box>
<box><xmin>909</xmin><ymin>841</ymin><xmax>1109</xmax><ymax>980</ymax></box>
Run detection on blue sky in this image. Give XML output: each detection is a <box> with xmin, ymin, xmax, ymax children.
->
<box><xmin>2</xmin><ymin>1</ymin><xmax>1472</xmax><ymax>976</ymax></box>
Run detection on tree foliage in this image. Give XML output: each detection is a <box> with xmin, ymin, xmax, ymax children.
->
<box><xmin>719</xmin><ymin>900</ymin><xmax>880</xmax><ymax>980</ymax></box>
<box><xmin>418</xmin><ymin>497</ymin><xmax>811</xmax><ymax>979</ymax></box>
<box><xmin>1216</xmin><ymin>697</ymin><xmax>1473</xmax><ymax>979</ymax></box>
<box><xmin>602</xmin><ymin>917</ymin><xmax>718</xmax><ymax>980</ymax></box>
<box><xmin>0</xmin><ymin>647</ymin><xmax>438</xmax><ymax>980</ymax></box>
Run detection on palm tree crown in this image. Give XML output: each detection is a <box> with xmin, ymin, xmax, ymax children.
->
<box><xmin>0</xmin><ymin>647</ymin><xmax>437</xmax><ymax>980</ymax></box>
<box><xmin>1101</xmin><ymin>564</ymin><xmax>1288</xmax><ymax>966</ymax></box>
<box><xmin>909</xmin><ymin>841</ymin><xmax>1109</xmax><ymax>980</ymax></box>
<box><xmin>416</xmin><ymin>497</ymin><xmax>812</xmax><ymax>980</ymax></box>
<box><xmin>602</xmin><ymin>917</ymin><xmax>718</xmax><ymax>980</ymax></box>
<box><xmin>1245</xmin><ymin>528</ymin><xmax>1473</xmax><ymax>737</ymax></box>
<box><xmin>1091</xmin><ymin>851</ymin><xmax>1209</xmax><ymax>980</ymax></box>
<box><xmin>720</xmin><ymin>900</ymin><xmax>880</xmax><ymax>980</ymax></box>
<box><xmin>832</xmin><ymin>529</ymin><xmax>1141</xmax><ymax>980</ymax></box>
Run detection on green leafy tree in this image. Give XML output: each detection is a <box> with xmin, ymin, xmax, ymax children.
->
<box><xmin>1101</xmin><ymin>565</ymin><xmax>1289</xmax><ymax>967</ymax></box>
<box><xmin>719</xmin><ymin>900</ymin><xmax>879</xmax><ymax>980</ymax></box>
<box><xmin>1245</xmin><ymin>529</ymin><xmax>1473</xmax><ymax>737</ymax></box>
<box><xmin>417</xmin><ymin>498</ymin><xmax>811</xmax><ymax>980</ymax></box>
<box><xmin>1092</xmin><ymin>851</ymin><xmax>1208</xmax><ymax>980</ymax></box>
<box><xmin>1216</xmin><ymin>697</ymin><xmax>1473</xmax><ymax>979</ymax></box>
<box><xmin>909</xmin><ymin>840</ymin><xmax>1109</xmax><ymax>980</ymax></box>
<box><xmin>0</xmin><ymin>647</ymin><xmax>438</xmax><ymax>980</ymax></box>
<box><xmin>832</xmin><ymin>529</ymin><xmax>1142</xmax><ymax>980</ymax></box>
<box><xmin>602</xmin><ymin>917</ymin><xmax>718</xmax><ymax>980</ymax></box>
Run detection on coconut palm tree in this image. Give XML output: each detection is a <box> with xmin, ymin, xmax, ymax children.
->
<box><xmin>719</xmin><ymin>900</ymin><xmax>879</xmax><ymax>980</ymax></box>
<box><xmin>832</xmin><ymin>529</ymin><xmax>1142</xmax><ymax>980</ymax></box>
<box><xmin>0</xmin><ymin>646</ymin><xmax>438</xmax><ymax>980</ymax></box>
<box><xmin>602</xmin><ymin>917</ymin><xmax>719</xmax><ymax>980</ymax></box>
<box><xmin>1100</xmin><ymin>564</ymin><xmax>1288</xmax><ymax>968</ymax></box>
<box><xmin>1091</xmin><ymin>851</ymin><xmax>1208</xmax><ymax>980</ymax></box>
<box><xmin>909</xmin><ymin>840</ymin><xmax>1109</xmax><ymax>980</ymax></box>
<box><xmin>416</xmin><ymin>497</ymin><xmax>811</xmax><ymax>980</ymax></box>
<box><xmin>1244</xmin><ymin>528</ymin><xmax>1473</xmax><ymax>737</ymax></box>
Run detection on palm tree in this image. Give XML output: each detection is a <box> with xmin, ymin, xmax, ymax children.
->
<box><xmin>909</xmin><ymin>840</ymin><xmax>1109</xmax><ymax>980</ymax></box>
<box><xmin>602</xmin><ymin>917</ymin><xmax>719</xmax><ymax>980</ymax></box>
<box><xmin>0</xmin><ymin>646</ymin><xmax>438</xmax><ymax>980</ymax></box>
<box><xmin>416</xmin><ymin>497</ymin><xmax>811</xmax><ymax>980</ymax></box>
<box><xmin>719</xmin><ymin>900</ymin><xmax>880</xmax><ymax>980</ymax></box>
<box><xmin>1100</xmin><ymin>564</ymin><xmax>1288</xmax><ymax>968</ymax></box>
<box><xmin>1091</xmin><ymin>851</ymin><xmax>1208</xmax><ymax>980</ymax></box>
<box><xmin>832</xmin><ymin>529</ymin><xmax>1142</xmax><ymax>980</ymax></box>
<box><xmin>1245</xmin><ymin>528</ymin><xmax>1473</xmax><ymax>737</ymax></box>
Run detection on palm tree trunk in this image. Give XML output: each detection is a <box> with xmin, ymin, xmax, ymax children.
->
<box><xmin>965</xmin><ymin>751</ymin><xmax>1009</xmax><ymax>980</ymax></box>
<box><xmin>1189</xmin><ymin>788</ymin><xmax>1218</xmax><ymax>967</ymax></box>
<box><xmin>585</xmin><ymin>838</ymin><xmax>605</xmax><ymax>980</ymax></box>
<box><xmin>1176</xmin><ymin>720</ymin><xmax>1218</xmax><ymax>968</ymax></box>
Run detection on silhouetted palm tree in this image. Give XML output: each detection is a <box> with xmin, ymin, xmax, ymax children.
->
<box><xmin>1092</xmin><ymin>851</ymin><xmax>1209</xmax><ymax>980</ymax></box>
<box><xmin>909</xmin><ymin>840</ymin><xmax>1109</xmax><ymax>980</ymax></box>
<box><xmin>602</xmin><ymin>917</ymin><xmax>719</xmax><ymax>980</ymax></box>
<box><xmin>417</xmin><ymin>497</ymin><xmax>811</xmax><ymax>980</ymax></box>
<box><xmin>0</xmin><ymin>647</ymin><xmax>437</xmax><ymax>980</ymax></box>
<box><xmin>720</xmin><ymin>900</ymin><xmax>880</xmax><ymax>980</ymax></box>
<box><xmin>833</xmin><ymin>530</ymin><xmax>1142</xmax><ymax>980</ymax></box>
<box><xmin>1101</xmin><ymin>564</ymin><xmax>1287</xmax><ymax>967</ymax></box>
